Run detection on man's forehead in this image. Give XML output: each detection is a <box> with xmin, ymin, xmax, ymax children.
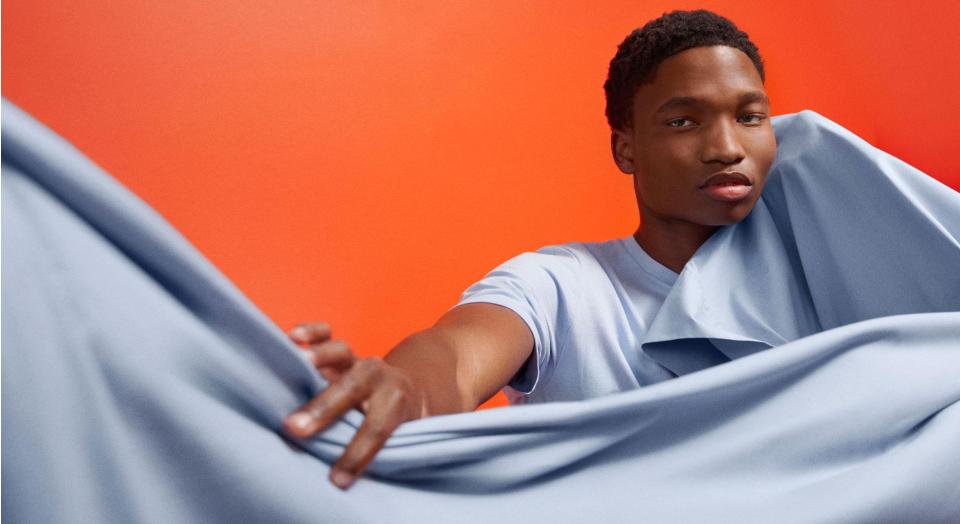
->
<box><xmin>634</xmin><ymin>46</ymin><xmax>765</xmax><ymax>105</ymax></box>
<box><xmin>653</xmin><ymin>91</ymin><xmax>769</xmax><ymax>115</ymax></box>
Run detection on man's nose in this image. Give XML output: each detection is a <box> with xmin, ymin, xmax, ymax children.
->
<box><xmin>701</xmin><ymin>118</ymin><xmax>746</xmax><ymax>165</ymax></box>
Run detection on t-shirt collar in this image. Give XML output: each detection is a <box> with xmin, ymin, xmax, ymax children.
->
<box><xmin>621</xmin><ymin>235</ymin><xmax>679</xmax><ymax>288</ymax></box>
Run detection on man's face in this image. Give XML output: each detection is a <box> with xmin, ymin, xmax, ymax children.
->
<box><xmin>613</xmin><ymin>45</ymin><xmax>777</xmax><ymax>227</ymax></box>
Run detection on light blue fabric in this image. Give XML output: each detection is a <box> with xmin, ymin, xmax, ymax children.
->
<box><xmin>3</xmin><ymin>98</ymin><xmax>960</xmax><ymax>522</ymax></box>
<box><xmin>456</xmin><ymin>237</ymin><xmax>680</xmax><ymax>403</ymax></box>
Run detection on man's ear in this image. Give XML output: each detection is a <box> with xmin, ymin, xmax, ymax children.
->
<box><xmin>611</xmin><ymin>128</ymin><xmax>636</xmax><ymax>175</ymax></box>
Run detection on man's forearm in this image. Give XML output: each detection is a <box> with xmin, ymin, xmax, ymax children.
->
<box><xmin>383</xmin><ymin>329</ymin><xmax>477</xmax><ymax>418</ymax></box>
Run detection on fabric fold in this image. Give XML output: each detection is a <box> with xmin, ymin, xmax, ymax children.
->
<box><xmin>4</xmin><ymin>99</ymin><xmax>960</xmax><ymax>523</ymax></box>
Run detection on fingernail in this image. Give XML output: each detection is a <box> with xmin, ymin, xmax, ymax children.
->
<box><xmin>331</xmin><ymin>470</ymin><xmax>355</xmax><ymax>489</ymax></box>
<box><xmin>291</xmin><ymin>326</ymin><xmax>309</xmax><ymax>342</ymax></box>
<box><xmin>286</xmin><ymin>413</ymin><xmax>313</xmax><ymax>433</ymax></box>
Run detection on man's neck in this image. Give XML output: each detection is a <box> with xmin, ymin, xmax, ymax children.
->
<box><xmin>633</xmin><ymin>218</ymin><xmax>718</xmax><ymax>274</ymax></box>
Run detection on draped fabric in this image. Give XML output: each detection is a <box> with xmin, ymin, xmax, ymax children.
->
<box><xmin>3</xmin><ymin>98</ymin><xmax>959</xmax><ymax>523</ymax></box>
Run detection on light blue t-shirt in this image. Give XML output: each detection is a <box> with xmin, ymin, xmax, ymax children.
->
<box><xmin>456</xmin><ymin>236</ymin><xmax>679</xmax><ymax>404</ymax></box>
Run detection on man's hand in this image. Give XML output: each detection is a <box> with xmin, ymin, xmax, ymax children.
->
<box><xmin>283</xmin><ymin>322</ymin><xmax>422</xmax><ymax>490</ymax></box>
<box><xmin>283</xmin><ymin>305</ymin><xmax>534</xmax><ymax>490</ymax></box>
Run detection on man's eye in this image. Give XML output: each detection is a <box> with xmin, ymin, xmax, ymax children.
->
<box><xmin>667</xmin><ymin>118</ymin><xmax>693</xmax><ymax>127</ymax></box>
<box><xmin>738</xmin><ymin>114</ymin><xmax>766</xmax><ymax>124</ymax></box>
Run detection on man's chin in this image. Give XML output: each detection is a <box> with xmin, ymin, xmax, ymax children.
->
<box><xmin>703</xmin><ymin>202</ymin><xmax>760</xmax><ymax>227</ymax></box>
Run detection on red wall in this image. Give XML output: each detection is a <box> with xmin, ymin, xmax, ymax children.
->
<box><xmin>5</xmin><ymin>1</ymin><xmax>959</xmax><ymax>407</ymax></box>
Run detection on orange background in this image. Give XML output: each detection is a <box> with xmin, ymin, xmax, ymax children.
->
<box><xmin>4</xmin><ymin>1</ymin><xmax>960</xmax><ymax>408</ymax></box>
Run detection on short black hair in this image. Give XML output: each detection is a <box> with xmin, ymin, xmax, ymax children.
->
<box><xmin>604</xmin><ymin>9</ymin><xmax>765</xmax><ymax>131</ymax></box>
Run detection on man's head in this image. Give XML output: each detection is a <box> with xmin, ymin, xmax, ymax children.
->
<box><xmin>605</xmin><ymin>10</ymin><xmax>776</xmax><ymax>229</ymax></box>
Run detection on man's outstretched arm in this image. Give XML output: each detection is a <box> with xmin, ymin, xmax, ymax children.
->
<box><xmin>283</xmin><ymin>302</ymin><xmax>534</xmax><ymax>489</ymax></box>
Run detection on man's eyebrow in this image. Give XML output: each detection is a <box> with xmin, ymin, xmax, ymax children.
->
<box><xmin>738</xmin><ymin>91</ymin><xmax>770</xmax><ymax>106</ymax></box>
<box><xmin>654</xmin><ymin>91</ymin><xmax>770</xmax><ymax>115</ymax></box>
<box><xmin>654</xmin><ymin>96</ymin><xmax>701</xmax><ymax>115</ymax></box>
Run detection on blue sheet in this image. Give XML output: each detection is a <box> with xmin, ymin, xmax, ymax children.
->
<box><xmin>3</xmin><ymin>98</ymin><xmax>959</xmax><ymax>522</ymax></box>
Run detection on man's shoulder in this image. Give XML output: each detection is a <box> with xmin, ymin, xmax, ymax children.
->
<box><xmin>504</xmin><ymin>237</ymin><xmax>624</xmax><ymax>277</ymax></box>
<box><xmin>520</xmin><ymin>237</ymin><xmax>615</xmax><ymax>262</ymax></box>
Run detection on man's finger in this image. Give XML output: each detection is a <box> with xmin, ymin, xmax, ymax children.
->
<box><xmin>284</xmin><ymin>358</ymin><xmax>381</xmax><ymax>438</ymax></box>
<box><xmin>303</xmin><ymin>339</ymin><xmax>355</xmax><ymax>370</ymax></box>
<box><xmin>289</xmin><ymin>322</ymin><xmax>332</xmax><ymax>344</ymax></box>
<box><xmin>329</xmin><ymin>387</ymin><xmax>409</xmax><ymax>489</ymax></box>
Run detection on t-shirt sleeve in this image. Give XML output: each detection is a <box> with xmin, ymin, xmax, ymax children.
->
<box><xmin>452</xmin><ymin>244</ymin><xmax>582</xmax><ymax>397</ymax></box>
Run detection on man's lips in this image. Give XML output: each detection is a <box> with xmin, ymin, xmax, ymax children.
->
<box><xmin>700</xmin><ymin>171</ymin><xmax>754</xmax><ymax>202</ymax></box>
<box><xmin>699</xmin><ymin>171</ymin><xmax>752</xmax><ymax>188</ymax></box>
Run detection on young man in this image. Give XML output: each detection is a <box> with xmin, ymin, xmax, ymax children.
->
<box><xmin>284</xmin><ymin>9</ymin><xmax>777</xmax><ymax>489</ymax></box>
